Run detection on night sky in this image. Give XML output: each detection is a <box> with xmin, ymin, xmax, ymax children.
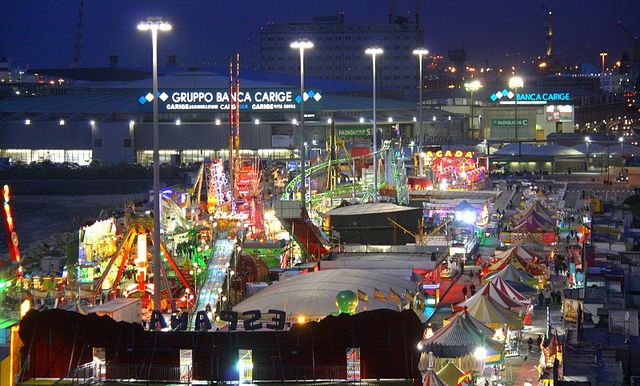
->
<box><xmin>1</xmin><ymin>0</ymin><xmax>638</xmax><ymax>71</ymax></box>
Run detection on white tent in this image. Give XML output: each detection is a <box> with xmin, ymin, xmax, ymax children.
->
<box><xmin>233</xmin><ymin>269</ymin><xmax>423</xmax><ymax>322</ymax></box>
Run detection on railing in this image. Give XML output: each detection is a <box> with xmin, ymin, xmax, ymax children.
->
<box><xmin>252</xmin><ymin>365</ymin><xmax>348</xmax><ymax>383</ymax></box>
<box><xmin>70</xmin><ymin>362</ymin><xmax>348</xmax><ymax>384</ymax></box>
<box><xmin>71</xmin><ymin>363</ymin><xmax>192</xmax><ymax>384</ymax></box>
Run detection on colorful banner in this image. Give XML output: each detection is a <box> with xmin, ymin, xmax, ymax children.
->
<box><xmin>563</xmin><ymin>298</ymin><xmax>582</xmax><ymax>322</ymax></box>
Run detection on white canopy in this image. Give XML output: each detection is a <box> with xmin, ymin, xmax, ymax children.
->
<box><xmin>233</xmin><ymin>269</ymin><xmax>423</xmax><ymax>322</ymax></box>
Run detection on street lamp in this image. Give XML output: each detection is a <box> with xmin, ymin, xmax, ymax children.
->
<box><xmin>585</xmin><ymin>136</ymin><xmax>591</xmax><ymax>171</ymax></box>
<box><xmin>290</xmin><ymin>40</ymin><xmax>313</xmax><ymax>212</ymax></box>
<box><xmin>600</xmin><ymin>52</ymin><xmax>608</xmax><ymax>73</ymax></box>
<box><xmin>365</xmin><ymin>47</ymin><xmax>383</xmax><ymax>197</ymax></box>
<box><xmin>509</xmin><ymin>76</ymin><xmax>524</xmax><ymax>158</ymax></box>
<box><xmin>464</xmin><ymin>80</ymin><xmax>482</xmax><ymax>140</ymax></box>
<box><xmin>619</xmin><ymin>136</ymin><xmax>624</xmax><ymax>169</ymax></box>
<box><xmin>138</xmin><ymin>16</ymin><xmax>172</xmax><ymax>315</ymax></box>
<box><xmin>413</xmin><ymin>48</ymin><xmax>429</xmax><ymax>148</ymax></box>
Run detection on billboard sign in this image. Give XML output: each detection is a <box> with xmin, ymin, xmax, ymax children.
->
<box><xmin>346</xmin><ymin>348</ymin><xmax>361</xmax><ymax>381</ymax></box>
<box><xmin>336</xmin><ymin>127</ymin><xmax>371</xmax><ymax>139</ymax></box>
<box><xmin>563</xmin><ymin>298</ymin><xmax>582</xmax><ymax>322</ymax></box>
<box><xmin>545</xmin><ymin>105</ymin><xmax>574</xmax><ymax>122</ymax></box>
<box><xmin>491</xmin><ymin>119</ymin><xmax>529</xmax><ymax>127</ymax></box>
<box><xmin>137</xmin><ymin>88</ymin><xmax>322</xmax><ymax>112</ymax></box>
<box><xmin>489</xmin><ymin>89</ymin><xmax>571</xmax><ymax>105</ymax></box>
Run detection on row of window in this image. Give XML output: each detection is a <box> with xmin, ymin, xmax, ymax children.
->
<box><xmin>0</xmin><ymin>149</ymin><xmax>92</xmax><ymax>165</ymax></box>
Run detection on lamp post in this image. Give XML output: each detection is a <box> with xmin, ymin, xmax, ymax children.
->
<box><xmin>290</xmin><ymin>40</ymin><xmax>313</xmax><ymax>212</ymax></box>
<box><xmin>464</xmin><ymin>80</ymin><xmax>482</xmax><ymax>141</ymax></box>
<box><xmin>600</xmin><ymin>52</ymin><xmax>608</xmax><ymax>73</ymax></box>
<box><xmin>138</xmin><ymin>17</ymin><xmax>172</xmax><ymax>314</ymax></box>
<box><xmin>413</xmin><ymin>48</ymin><xmax>429</xmax><ymax>148</ymax></box>
<box><xmin>619</xmin><ymin>136</ymin><xmax>624</xmax><ymax>169</ymax></box>
<box><xmin>585</xmin><ymin>136</ymin><xmax>591</xmax><ymax>172</ymax></box>
<box><xmin>365</xmin><ymin>47</ymin><xmax>383</xmax><ymax>197</ymax></box>
<box><xmin>509</xmin><ymin>76</ymin><xmax>524</xmax><ymax>157</ymax></box>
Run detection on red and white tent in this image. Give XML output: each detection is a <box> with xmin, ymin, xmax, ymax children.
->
<box><xmin>455</xmin><ymin>280</ymin><xmax>527</xmax><ymax>311</ymax></box>
<box><xmin>487</xmin><ymin>276</ymin><xmax>532</xmax><ymax>305</ymax></box>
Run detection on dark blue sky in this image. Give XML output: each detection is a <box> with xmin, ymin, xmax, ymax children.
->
<box><xmin>1</xmin><ymin>0</ymin><xmax>638</xmax><ymax>70</ymax></box>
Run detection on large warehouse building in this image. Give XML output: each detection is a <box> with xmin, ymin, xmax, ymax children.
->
<box><xmin>0</xmin><ymin>69</ymin><xmax>469</xmax><ymax>166</ymax></box>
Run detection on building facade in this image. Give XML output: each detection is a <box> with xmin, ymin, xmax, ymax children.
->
<box><xmin>0</xmin><ymin>71</ymin><xmax>463</xmax><ymax>166</ymax></box>
<box><xmin>260</xmin><ymin>14</ymin><xmax>424</xmax><ymax>90</ymax></box>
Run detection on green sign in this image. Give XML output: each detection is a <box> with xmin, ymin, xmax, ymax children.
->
<box><xmin>336</xmin><ymin>127</ymin><xmax>372</xmax><ymax>139</ymax></box>
<box><xmin>491</xmin><ymin>118</ymin><xmax>529</xmax><ymax>127</ymax></box>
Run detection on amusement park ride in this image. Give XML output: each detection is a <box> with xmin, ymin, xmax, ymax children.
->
<box><xmin>0</xmin><ymin>49</ymin><xmax>490</xmax><ymax>329</ymax></box>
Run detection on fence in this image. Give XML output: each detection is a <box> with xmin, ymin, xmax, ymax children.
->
<box><xmin>71</xmin><ymin>362</ymin><xmax>349</xmax><ymax>384</ymax></box>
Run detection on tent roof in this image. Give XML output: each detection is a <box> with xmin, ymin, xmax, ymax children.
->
<box><xmin>462</xmin><ymin>296</ymin><xmax>523</xmax><ymax>329</ymax></box>
<box><xmin>503</xmin><ymin>279</ymin><xmax>537</xmax><ymax>293</ymax></box>
<box><xmin>533</xmin><ymin>144</ymin><xmax>584</xmax><ymax>156</ymax></box>
<box><xmin>326</xmin><ymin>202</ymin><xmax>418</xmax><ymax>216</ymax></box>
<box><xmin>456</xmin><ymin>281</ymin><xmax>526</xmax><ymax>310</ymax></box>
<box><xmin>233</xmin><ymin>269</ymin><xmax>423</xmax><ymax>321</ymax></box>
<box><xmin>436</xmin><ymin>361</ymin><xmax>464</xmax><ymax>386</ymax></box>
<box><xmin>485</xmin><ymin>263</ymin><xmax>535</xmax><ymax>283</ymax></box>
<box><xmin>419</xmin><ymin>311</ymin><xmax>485</xmax><ymax>357</ymax></box>
<box><xmin>489</xmin><ymin>276</ymin><xmax>532</xmax><ymax>304</ymax></box>
<box><xmin>493</xmin><ymin>143</ymin><xmax>538</xmax><ymax>156</ymax></box>
<box><xmin>457</xmin><ymin>311</ymin><xmax>496</xmax><ymax>336</ymax></box>
<box><xmin>510</xmin><ymin>212</ymin><xmax>554</xmax><ymax>232</ymax></box>
<box><xmin>489</xmin><ymin>247</ymin><xmax>545</xmax><ymax>275</ymax></box>
<box><xmin>573</xmin><ymin>143</ymin><xmax>605</xmax><ymax>154</ymax></box>
<box><xmin>453</xmin><ymin>200</ymin><xmax>476</xmax><ymax>213</ymax></box>
<box><xmin>422</xmin><ymin>370</ymin><xmax>447</xmax><ymax>386</ymax></box>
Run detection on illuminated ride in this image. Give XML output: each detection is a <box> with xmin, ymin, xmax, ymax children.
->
<box><xmin>88</xmin><ymin>214</ymin><xmax>193</xmax><ymax>312</ymax></box>
<box><xmin>234</xmin><ymin>158</ymin><xmax>266</xmax><ymax>240</ymax></box>
<box><xmin>413</xmin><ymin>149</ymin><xmax>487</xmax><ymax>191</ymax></box>
<box><xmin>281</xmin><ymin>141</ymin><xmax>393</xmax><ymax>204</ymax></box>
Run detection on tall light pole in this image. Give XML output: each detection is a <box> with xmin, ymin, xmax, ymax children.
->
<box><xmin>464</xmin><ymin>80</ymin><xmax>482</xmax><ymax>141</ymax></box>
<box><xmin>413</xmin><ymin>48</ymin><xmax>429</xmax><ymax>148</ymax></box>
<box><xmin>138</xmin><ymin>17</ymin><xmax>172</xmax><ymax>315</ymax></box>
<box><xmin>509</xmin><ymin>76</ymin><xmax>524</xmax><ymax>155</ymax></box>
<box><xmin>599</xmin><ymin>52</ymin><xmax>608</xmax><ymax>73</ymax></box>
<box><xmin>585</xmin><ymin>136</ymin><xmax>591</xmax><ymax>171</ymax></box>
<box><xmin>619</xmin><ymin>136</ymin><xmax>624</xmax><ymax>169</ymax></box>
<box><xmin>366</xmin><ymin>47</ymin><xmax>383</xmax><ymax>197</ymax></box>
<box><xmin>290</xmin><ymin>40</ymin><xmax>313</xmax><ymax>211</ymax></box>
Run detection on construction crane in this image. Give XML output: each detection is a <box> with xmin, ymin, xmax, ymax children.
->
<box><xmin>70</xmin><ymin>0</ymin><xmax>84</xmax><ymax>68</ymax></box>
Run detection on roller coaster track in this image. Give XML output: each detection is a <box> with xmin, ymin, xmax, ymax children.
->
<box><xmin>281</xmin><ymin>142</ymin><xmax>391</xmax><ymax>200</ymax></box>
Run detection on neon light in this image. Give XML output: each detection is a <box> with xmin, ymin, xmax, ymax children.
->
<box><xmin>1</xmin><ymin>185</ymin><xmax>20</xmax><ymax>262</ymax></box>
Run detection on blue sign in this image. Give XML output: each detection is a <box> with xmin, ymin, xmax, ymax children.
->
<box><xmin>490</xmin><ymin>89</ymin><xmax>571</xmax><ymax>104</ymax></box>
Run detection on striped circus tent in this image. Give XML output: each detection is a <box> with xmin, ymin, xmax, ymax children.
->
<box><xmin>444</xmin><ymin>310</ymin><xmax>495</xmax><ymax>337</ymax></box>
<box><xmin>503</xmin><ymin>279</ymin><xmax>537</xmax><ymax>294</ymax></box>
<box><xmin>488</xmin><ymin>276</ymin><xmax>531</xmax><ymax>305</ymax></box>
<box><xmin>484</xmin><ymin>263</ymin><xmax>536</xmax><ymax>284</ymax></box>
<box><xmin>512</xmin><ymin>201</ymin><xmax>555</xmax><ymax>223</ymax></box>
<box><xmin>461</xmin><ymin>296</ymin><xmax>523</xmax><ymax>330</ymax></box>
<box><xmin>422</xmin><ymin>369</ymin><xmax>446</xmax><ymax>386</ymax></box>
<box><xmin>419</xmin><ymin>311</ymin><xmax>485</xmax><ymax>358</ymax></box>
<box><xmin>419</xmin><ymin>353</ymin><xmax>447</xmax><ymax>386</ymax></box>
<box><xmin>455</xmin><ymin>281</ymin><xmax>527</xmax><ymax>311</ymax></box>
<box><xmin>487</xmin><ymin>246</ymin><xmax>546</xmax><ymax>275</ymax></box>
